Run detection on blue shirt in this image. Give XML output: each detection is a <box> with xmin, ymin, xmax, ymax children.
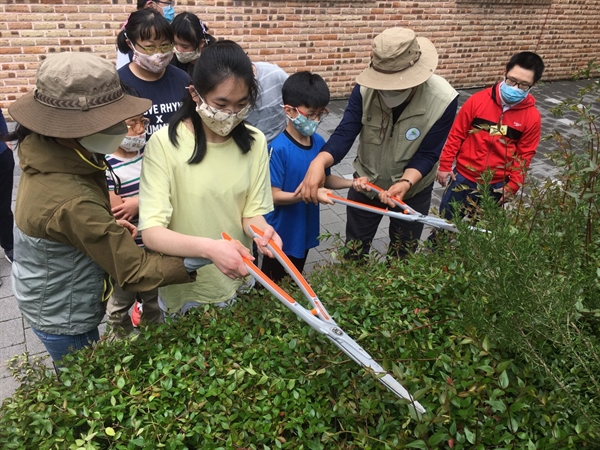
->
<box><xmin>265</xmin><ymin>130</ymin><xmax>329</xmax><ymax>258</ymax></box>
<box><xmin>322</xmin><ymin>84</ymin><xmax>458</xmax><ymax>177</ymax></box>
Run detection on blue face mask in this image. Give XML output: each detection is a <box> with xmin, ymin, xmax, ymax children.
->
<box><xmin>288</xmin><ymin>113</ymin><xmax>319</xmax><ymax>137</ymax></box>
<box><xmin>499</xmin><ymin>81</ymin><xmax>528</xmax><ymax>105</ymax></box>
<box><xmin>162</xmin><ymin>5</ymin><xmax>175</xmax><ymax>23</ymax></box>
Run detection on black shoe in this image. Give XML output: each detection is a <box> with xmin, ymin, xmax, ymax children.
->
<box><xmin>4</xmin><ymin>249</ymin><xmax>13</xmax><ymax>264</ymax></box>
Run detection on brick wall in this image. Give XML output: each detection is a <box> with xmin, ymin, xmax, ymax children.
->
<box><xmin>1</xmin><ymin>0</ymin><xmax>599</xmax><ymax>112</ymax></box>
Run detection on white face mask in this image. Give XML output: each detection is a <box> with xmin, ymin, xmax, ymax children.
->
<box><xmin>79</xmin><ymin>122</ymin><xmax>128</xmax><ymax>155</ymax></box>
<box><xmin>174</xmin><ymin>48</ymin><xmax>201</xmax><ymax>64</ymax></box>
<box><xmin>379</xmin><ymin>89</ymin><xmax>413</xmax><ymax>108</ymax></box>
<box><xmin>119</xmin><ymin>133</ymin><xmax>146</xmax><ymax>153</ymax></box>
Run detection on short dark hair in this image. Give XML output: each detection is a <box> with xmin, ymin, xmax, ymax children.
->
<box><xmin>116</xmin><ymin>9</ymin><xmax>173</xmax><ymax>54</ymax></box>
<box><xmin>172</xmin><ymin>12</ymin><xmax>210</xmax><ymax>49</ymax></box>
<box><xmin>506</xmin><ymin>52</ymin><xmax>545</xmax><ymax>84</ymax></box>
<box><xmin>282</xmin><ymin>71</ymin><xmax>330</xmax><ymax>109</ymax></box>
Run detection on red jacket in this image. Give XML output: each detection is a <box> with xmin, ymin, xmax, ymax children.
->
<box><xmin>439</xmin><ymin>83</ymin><xmax>541</xmax><ymax>193</ymax></box>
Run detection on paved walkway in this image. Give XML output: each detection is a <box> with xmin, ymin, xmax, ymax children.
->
<box><xmin>0</xmin><ymin>79</ymin><xmax>593</xmax><ymax>402</ymax></box>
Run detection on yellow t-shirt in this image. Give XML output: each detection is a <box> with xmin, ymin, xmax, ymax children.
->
<box><xmin>138</xmin><ymin>123</ymin><xmax>273</xmax><ymax>312</ymax></box>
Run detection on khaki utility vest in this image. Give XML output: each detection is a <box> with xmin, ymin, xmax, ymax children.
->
<box><xmin>354</xmin><ymin>74</ymin><xmax>458</xmax><ymax>200</ymax></box>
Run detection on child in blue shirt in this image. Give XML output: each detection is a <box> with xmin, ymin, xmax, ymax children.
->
<box><xmin>262</xmin><ymin>72</ymin><xmax>352</xmax><ymax>281</ymax></box>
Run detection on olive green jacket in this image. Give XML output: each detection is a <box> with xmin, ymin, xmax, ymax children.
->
<box><xmin>13</xmin><ymin>134</ymin><xmax>194</xmax><ymax>335</ymax></box>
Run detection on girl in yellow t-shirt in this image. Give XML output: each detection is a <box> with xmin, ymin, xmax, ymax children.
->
<box><xmin>139</xmin><ymin>40</ymin><xmax>282</xmax><ymax>316</ymax></box>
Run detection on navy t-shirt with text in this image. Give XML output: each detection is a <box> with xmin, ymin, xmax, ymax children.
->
<box><xmin>118</xmin><ymin>64</ymin><xmax>191</xmax><ymax>140</ymax></box>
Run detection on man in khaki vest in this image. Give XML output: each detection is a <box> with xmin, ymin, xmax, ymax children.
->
<box><xmin>298</xmin><ymin>27</ymin><xmax>458</xmax><ymax>258</ymax></box>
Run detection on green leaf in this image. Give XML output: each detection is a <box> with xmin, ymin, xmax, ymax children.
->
<box><xmin>496</xmin><ymin>360</ymin><xmax>512</xmax><ymax>373</ymax></box>
<box><xmin>477</xmin><ymin>365</ymin><xmax>494</xmax><ymax>375</ymax></box>
<box><xmin>485</xmin><ymin>399</ymin><xmax>506</xmax><ymax>413</ymax></box>
<box><xmin>482</xmin><ymin>336</ymin><xmax>490</xmax><ymax>352</ymax></box>
<box><xmin>428</xmin><ymin>431</ymin><xmax>449</xmax><ymax>446</ymax></box>
<box><xmin>404</xmin><ymin>440</ymin><xmax>428</xmax><ymax>449</ymax></box>
<box><xmin>464</xmin><ymin>427</ymin><xmax>475</xmax><ymax>444</ymax></box>
<box><xmin>116</xmin><ymin>377</ymin><xmax>125</xmax><ymax>389</ymax></box>
<box><xmin>499</xmin><ymin>370</ymin><xmax>509</xmax><ymax>389</ymax></box>
<box><xmin>105</xmin><ymin>427</ymin><xmax>116</xmax><ymax>437</ymax></box>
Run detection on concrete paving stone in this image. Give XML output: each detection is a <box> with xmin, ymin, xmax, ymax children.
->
<box><xmin>23</xmin><ymin>327</ymin><xmax>47</xmax><ymax>356</ymax></box>
<box><xmin>0</xmin><ymin>296</ymin><xmax>21</xmax><ymax>321</ymax></box>
<box><xmin>306</xmin><ymin>250</ymin><xmax>325</xmax><ymax>265</ymax></box>
<box><xmin>0</xmin><ymin>344</ymin><xmax>26</xmax><ymax>378</ymax></box>
<box><xmin>0</xmin><ymin>261</ymin><xmax>12</xmax><ymax>281</ymax></box>
<box><xmin>319</xmin><ymin>208</ymin><xmax>342</xmax><ymax>225</ymax></box>
<box><xmin>0</xmin><ymin>376</ymin><xmax>21</xmax><ymax>403</ymax></box>
<box><xmin>0</xmin><ymin>319</ymin><xmax>25</xmax><ymax>349</ymax></box>
<box><xmin>323</xmin><ymin>221</ymin><xmax>346</xmax><ymax>237</ymax></box>
<box><xmin>371</xmin><ymin>238</ymin><xmax>391</xmax><ymax>257</ymax></box>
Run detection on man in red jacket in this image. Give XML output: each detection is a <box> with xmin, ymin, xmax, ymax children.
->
<box><xmin>437</xmin><ymin>52</ymin><xmax>545</xmax><ymax>219</ymax></box>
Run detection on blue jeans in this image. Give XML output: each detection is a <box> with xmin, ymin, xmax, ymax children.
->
<box><xmin>32</xmin><ymin>327</ymin><xmax>100</xmax><ymax>362</ymax></box>
<box><xmin>438</xmin><ymin>170</ymin><xmax>504</xmax><ymax>220</ymax></box>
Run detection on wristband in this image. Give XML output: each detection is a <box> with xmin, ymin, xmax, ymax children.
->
<box><xmin>398</xmin><ymin>178</ymin><xmax>413</xmax><ymax>189</ymax></box>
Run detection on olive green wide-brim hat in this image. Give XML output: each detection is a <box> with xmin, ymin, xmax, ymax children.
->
<box><xmin>9</xmin><ymin>52</ymin><xmax>151</xmax><ymax>138</ymax></box>
<box><xmin>356</xmin><ymin>27</ymin><xmax>439</xmax><ymax>91</ymax></box>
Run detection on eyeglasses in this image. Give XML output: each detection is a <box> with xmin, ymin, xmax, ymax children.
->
<box><xmin>504</xmin><ymin>76</ymin><xmax>533</xmax><ymax>92</ymax></box>
<box><xmin>199</xmin><ymin>94</ymin><xmax>252</xmax><ymax>120</ymax></box>
<box><xmin>293</xmin><ymin>106</ymin><xmax>329</xmax><ymax>122</ymax></box>
<box><xmin>126</xmin><ymin>117</ymin><xmax>150</xmax><ymax>133</ymax></box>
<box><xmin>133</xmin><ymin>41</ymin><xmax>174</xmax><ymax>56</ymax></box>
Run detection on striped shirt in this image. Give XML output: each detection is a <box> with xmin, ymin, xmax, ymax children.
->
<box><xmin>106</xmin><ymin>152</ymin><xmax>144</xmax><ymax>246</ymax></box>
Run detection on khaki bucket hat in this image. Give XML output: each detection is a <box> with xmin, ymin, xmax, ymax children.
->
<box><xmin>9</xmin><ymin>52</ymin><xmax>151</xmax><ymax>139</ymax></box>
<box><xmin>356</xmin><ymin>27</ymin><xmax>438</xmax><ymax>91</ymax></box>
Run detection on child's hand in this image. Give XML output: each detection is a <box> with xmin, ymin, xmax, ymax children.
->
<box><xmin>112</xmin><ymin>197</ymin><xmax>139</xmax><ymax>221</ymax></box>
<box><xmin>116</xmin><ymin>219</ymin><xmax>138</xmax><ymax>239</ymax></box>
<box><xmin>317</xmin><ymin>187</ymin><xmax>334</xmax><ymax>204</ymax></box>
<box><xmin>254</xmin><ymin>225</ymin><xmax>283</xmax><ymax>259</ymax></box>
<box><xmin>351</xmin><ymin>177</ymin><xmax>371</xmax><ymax>193</ymax></box>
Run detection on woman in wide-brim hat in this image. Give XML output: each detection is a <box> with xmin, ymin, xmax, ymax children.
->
<box><xmin>3</xmin><ymin>51</ymin><xmax>220</xmax><ymax>363</ymax></box>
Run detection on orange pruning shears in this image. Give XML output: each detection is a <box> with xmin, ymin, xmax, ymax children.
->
<box><xmin>328</xmin><ymin>181</ymin><xmax>485</xmax><ymax>233</ymax></box>
<box><xmin>221</xmin><ymin>225</ymin><xmax>426</xmax><ymax>414</ymax></box>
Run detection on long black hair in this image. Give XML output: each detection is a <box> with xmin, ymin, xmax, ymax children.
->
<box><xmin>116</xmin><ymin>8</ymin><xmax>173</xmax><ymax>54</ymax></box>
<box><xmin>1</xmin><ymin>123</ymin><xmax>32</xmax><ymax>145</ymax></box>
<box><xmin>168</xmin><ymin>40</ymin><xmax>258</xmax><ymax>164</ymax></box>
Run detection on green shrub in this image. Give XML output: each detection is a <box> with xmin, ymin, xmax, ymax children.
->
<box><xmin>0</xmin><ymin>253</ymin><xmax>593</xmax><ymax>449</ymax></box>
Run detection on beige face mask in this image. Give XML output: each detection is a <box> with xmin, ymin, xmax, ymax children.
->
<box><xmin>379</xmin><ymin>89</ymin><xmax>413</xmax><ymax>108</ymax></box>
<box><xmin>195</xmin><ymin>97</ymin><xmax>252</xmax><ymax>137</ymax></box>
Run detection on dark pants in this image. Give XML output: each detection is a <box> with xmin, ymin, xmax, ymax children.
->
<box><xmin>438</xmin><ymin>170</ymin><xmax>504</xmax><ymax>220</ymax></box>
<box><xmin>261</xmin><ymin>250</ymin><xmax>309</xmax><ymax>282</ymax></box>
<box><xmin>345</xmin><ymin>183</ymin><xmax>434</xmax><ymax>259</ymax></box>
<box><xmin>0</xmin><ymin>149</ymin><xmax>14</xmax><ymax>253</ymax></box>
